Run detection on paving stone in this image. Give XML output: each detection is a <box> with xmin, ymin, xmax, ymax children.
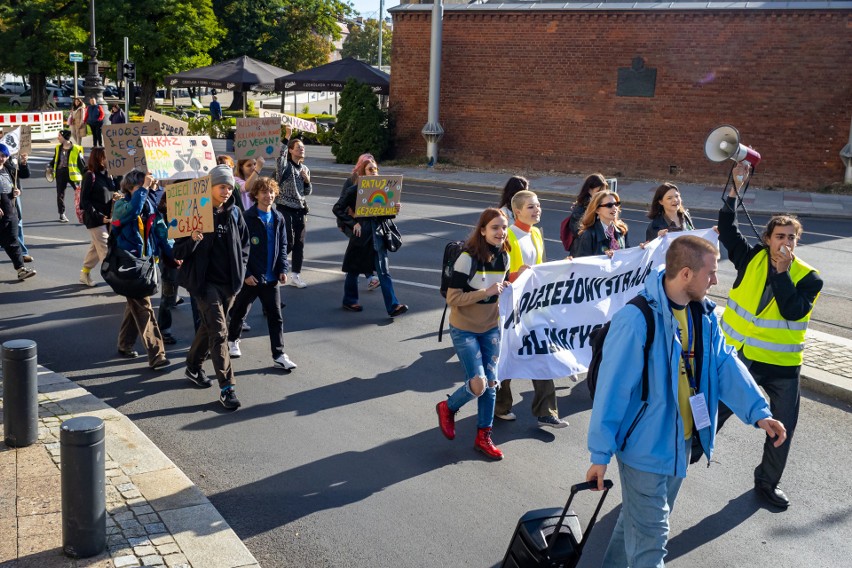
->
<box><xmin>138</xmin><ymin>513</ymin><xmax>160</xmax><ymax>525</ymax></box>
<box><xmin>162</xmin><ymin>553</ymin><xmax>189</xmax><ymax>568</ymax></box>
<box><xmin>148</xmin><ymin>534</ymin><xmax>173</xmax><ymax>546</ymax></box>
<box><xmin>117</xmin><ymin>518</ymin><xmax>142</xmax><ymax>530</ymax></box>
<box><xmin>107</xmin><ymin>533</ymin><xmax>129</xmax><ymax>547</ymax></box>
<box><xmin>116</xmin><ymin>482</ymin><xmax>136</xmax><ymax>492</ymax></box>
<box><xmin>155</xmin><ymin>543</ymin><xmax>180</xmax><ymax>556</ymax></box>
<box><xmin>131</xmin><ymin>505</ymin><xmax>155</xmax><ymax>516</ymax></box>
<box><xmin>123</xmin><ymin>525</ymin><xmax>148</xmax><ymax>538</ymax></box>
<box><xmin>17</xmin><ymin>532</ymin><xmax>62</xmax><ymax>556</ymax></box>
<box><xmin>145</xmin><ymin>523</ymin><xmax>166</xmax><ymax>535</ymax></box>
<box><xmin>134</xmin><ymin>544</ymin><xmax>157</xmax><ymax>556</ymax></box>
<box><xmin>113</xmin><ymin>555</ymin><xmax>141</xmax><ymax>568</ymax></box>
<box><xmin>0</xmin><ymin>517</ymin><xmax>17</xmax><ymax>562</ymax></box>
<box><xmin>127</xmin><ymin>536</ymin><xmax>153</xmax><ymax>547</ymax></box>
<box><xmin>17</xmin><ymin>511</ymin><xmax>62</xmax><ymax>536</ymax></box>
<box><xmin>74</xmin><ymin>549</ymin><xmax>116</xmax><ymax>567</ymax></box>
<box><xmin>139</xmin><ymin>554</ymin><xmax>164</xmax><ymax>566</ymax></box>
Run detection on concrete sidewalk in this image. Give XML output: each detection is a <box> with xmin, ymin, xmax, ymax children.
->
<box><xmin>0</xmin><ymin>367</ymin><xmax>259</xmax><ymax>568</ymax></box>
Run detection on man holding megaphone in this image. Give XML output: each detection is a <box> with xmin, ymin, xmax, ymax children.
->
<box><xmin>715</xmin><ymin>162</ymin><xmax>823</xmax><ymax>510</ymax></box>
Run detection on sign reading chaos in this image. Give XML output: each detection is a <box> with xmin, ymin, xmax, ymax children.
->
<box><xmin>143</xmin><ymin>109</ymin><xmax>189</xmax><ymax>137</ymax></box>
<box><xmin>140</xmin><ymin>135</ymin><xmax>216</xmax><ymax>180</ymax></box>
<box><xmin>234</xmin><ymin>117</ymin><xmax>280</xmax><ymax>160</ymax></box>
<box><xmin>103</xmin><ymin>122</ymin><xmax>162</xmax><ymax>176</ymax></box>
<box><xmin>355</xmin><ymin>175</ymin><xmax>403</xmax><ymax>217</ymax></box>
<box><xmin>258</xmin><ymin>109</ymin><xmax>318</xmax><ymax>134</ymax></box>
<box><xmin>165</xmin><ymin>175</ymin><xmax>214</xmax><ymax>238</ymax></box>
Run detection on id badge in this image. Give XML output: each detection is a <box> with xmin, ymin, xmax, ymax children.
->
<box><xmin>689</xmin><ymin>393</ymin><xmax>712</xmax><ymax>431</ymax></box>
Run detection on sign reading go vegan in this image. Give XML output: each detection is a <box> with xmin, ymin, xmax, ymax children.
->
<box><xmin>166</xmin><ymin>175</ymin><xmax>214</xmax><ymax>239</ymax></box>
<box><xmin>354</xmin><ymin>175</ymin><xmax>403</xmax><ymax>217</ymax></box>
<box><xmin>234</xmin><ymin>117</ymin><xmax>280</xmax><ymax>160</ymax></box>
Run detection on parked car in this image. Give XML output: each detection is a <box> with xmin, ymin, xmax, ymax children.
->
<box><xmin>103</xmin><ymin>86</ymin><xmax>120</xmax><ymax>98</ymax></box>
<box><xmin>10</xmin><ymin>86</ymin><xmax>73</xmax><ymax>108</ymax></box>
<box><xmin>1</xmin><ymin>81</ymin><xmax>27</xmax><ymax>94</ymax></box>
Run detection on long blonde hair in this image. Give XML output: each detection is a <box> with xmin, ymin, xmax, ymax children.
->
<box><xmin>578</xmin><ymin>190</ymin><xmax>628</xmax><ymax>236</ymax></box>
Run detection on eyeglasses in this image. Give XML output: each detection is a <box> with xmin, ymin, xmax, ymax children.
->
<box><xmin>599</xmin><ymin>202</ymin><xmax>621</xmax><ymax>209</ymax></box>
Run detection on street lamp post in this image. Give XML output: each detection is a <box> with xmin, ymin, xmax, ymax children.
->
<box><xmin>378</xmin><ymin>0</ymin><xmax>385</xmax><ymax>69</ymax></box>
<box><xmin>83</xmin><ymin>0</ymin><xmax>105</xmax><ymax>104</ymax></box>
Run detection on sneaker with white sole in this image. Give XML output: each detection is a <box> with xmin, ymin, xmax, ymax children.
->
<box><xmin>59</xmin><ymin>214</ymin><xmax>69</xmax><ymax>223</ymax></box>
<box><xmin>272</xmin><ymin>353</ymin><xmax>297</xmax><ymax>370</ymax></box>
<box><xmin>367</xmin><ymin>276</ymin><xmax>380</xmax><ymax>291</ymax></box>
<box><xmin>288</xmin><ymin>273</ymin><xmax>307</xmax><ymax>288</ymax></box>
<box><xmin>79</xmin><ymin>270</ymin><xmax>95</xmax><ymax>287</ymax></box>
<box><xmin>538</xmin><ymin>415</ymin><xmax>569</xmax><ymax>429</ymax></box>
<box><xmin>185</xmin><ymin>367</ymin><xmax>212</xmax><ymax>388</ymax></box>
<box><xmin>17</xmin><ymin>266</ymin><xmax>36</xmax><ymax>280</ymax></box>
<box><xmin>495</xmin><ymin>412</ymin><xmax>517</xmax><ymax>421</ymax></box>
<box><xmin>228</xmin><ymin>339</ymin><xmax>241</xmax><ymax>358</ymax></box>
<box><xmin>220</xmin><ymin>387</ymin><xmax>241</xmax><ymax>410</ymax></box>
<box><xmin>241</xmin><ymin>321</ymin><xmax>251</xmax><ymax>331</ymax></box>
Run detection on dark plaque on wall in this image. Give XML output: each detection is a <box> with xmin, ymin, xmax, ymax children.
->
<box><xmin>617</xmin><ymin>56</ymin><xmax>657</xmax><ymax>98</ymax></box>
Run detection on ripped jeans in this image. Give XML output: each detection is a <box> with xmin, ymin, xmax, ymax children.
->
<box><xmin>446</xmin><ymin>325</ymin><xmax>500</xmax><ymax>429</ymax></box>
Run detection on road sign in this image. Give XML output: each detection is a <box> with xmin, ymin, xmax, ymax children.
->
<box><xmin>69</xmin><ymin>52</ymin><xmax>84</xmax><ymax>62</ymax></box>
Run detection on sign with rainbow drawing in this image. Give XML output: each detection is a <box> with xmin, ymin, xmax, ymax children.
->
<box><xmin>165</xmin><ymin>175</ymin><xmax>214</xmax><ymax>238</ymax></box>
<box><xmin>355</xmin><ymin>175</ymin><xmax>403</xmax><ymax>217</ymax></box>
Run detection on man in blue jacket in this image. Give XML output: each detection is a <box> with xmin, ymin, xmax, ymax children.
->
<box><xmin>586</xmin><ymin>235</ymin><xmax>787</xmax><ymax>568</ymax></box>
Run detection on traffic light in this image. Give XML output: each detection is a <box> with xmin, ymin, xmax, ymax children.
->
<box><xmin>123</xmin><ymin>62</ymin><xmax>136</xmax><ymax>82</ymax></box>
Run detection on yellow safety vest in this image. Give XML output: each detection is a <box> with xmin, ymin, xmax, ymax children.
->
<box><xmin>507</xmin><ymin>225</ymin><xmax>544</xmax><ymax>274</ymax></box>
<box><xmin>721</xmin><ymin>249</ymin><xmax>818</xmax><ymax>366</ymax></box>
<box><xmin>53</xmin><ymin>144</ymin><xmax>84</xmax><ymax>183</ymax></box>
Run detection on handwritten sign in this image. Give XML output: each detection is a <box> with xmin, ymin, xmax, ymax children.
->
<box><xmin>258</xmin><ymin>109</ymin><xmax>318</xmax><ymax>134</ymax></box>
<box><xmin>143</xmin><ymin>109</ymin><xmax>189</xmax><ymax>137</ymax></box>
<box><xmin>19</xmin><ymin>126</ymin><xmax>31</xmax><ymax>154</ymax></box>
<box><xmin>354</xmin><ymin>175</ymin><xmax>403</xmax><ymax>217</ymax></box>
<box><xmin>234</xmin><ymin>117</ymin><xmax>281</xmax><ymax>160</ymax></box>
<box><xmin>140</xmin><ymin>135</ymin><xmax>216</xmax><ymax>180</ymax></box>
<box><xmin>103</xmin><ymin>122</ymin><xmax>162</xmax><ymax>176</ymax></box>
<box><xmin>166</xmin><ymin>175</ymin><xmax>214</xmax><ymax>238</ymax></box>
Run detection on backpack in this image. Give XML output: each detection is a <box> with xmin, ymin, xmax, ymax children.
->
<box><xmin>559</xmin><ymin>215</ymin><xmax>575</xmax><ymax>253</ymax></box>
<box><xmin>438</xmin><ymin>241</ymin><xmax>476</xmax><ymax>342</ymax></box>
<box><xmin>586</xmin><ymin>295</ymin><xmax>655</xmax><ymax>400</ymax></box>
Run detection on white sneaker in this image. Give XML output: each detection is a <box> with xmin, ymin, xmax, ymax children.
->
<box><xmin>228</xmin><ymin>339</ymin><xmax>241</xmax><ymax>358</ymax></box>
<box><xmin>272</xmin><ymin>353</ymin><xmax>297</xmax><ymax>370</ymax></box>
<box><xmin>288</xmin><ymin>273</ymin><xmax>307</xmax><ymax>288</ymax></box>
<box><xmin>495</xmin><ymin>412</ymin><xmax>517</xmax><ymax>421</ymax></box>
<box><xmin>79</xmin><ymin>270</ymin><xmax>95</xmax><ymax>287</ymax></box>
<box><xmin>241</xmin><ymin>321</ymin><xmax>251</xmax><ymax>331</ymax></box>
<box><xmin>367</xmin><ymin>276</ymin><xmax>380</xmax><ymax>291</ymax></box>
<box><xmin>17</xmin><ymin>266</ymin><xmax>36</xmax><ymax>280</ymax></box>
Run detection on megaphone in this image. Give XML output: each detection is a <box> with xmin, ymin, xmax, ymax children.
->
<box><xmin>704</xmin><ymin>125</ymin><xmax>761</xmax><ymax>165</ymax></box>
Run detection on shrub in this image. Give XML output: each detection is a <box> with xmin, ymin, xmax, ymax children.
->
<box><xmin>331</xmin><ymin>78</ymin><xmax>390</xmax><ymax>164</ymax></box>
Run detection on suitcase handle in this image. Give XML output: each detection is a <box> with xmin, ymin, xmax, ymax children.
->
<box><xmin>544</xmin><ymin>479</ymin><xmax>614</xmax><ymax>557</ymax></box>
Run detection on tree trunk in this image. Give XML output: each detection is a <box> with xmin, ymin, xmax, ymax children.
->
<box><xmin>227</xmin><ymin>90</ymin><xmax>243</xmax><ymax>111</ymax></box>
<box><xmin>138</xmin><ymin>77</ymin><xmax>158</xmax><ymax>112</ymax></box>
<box><xmin>26</xmin><ymin>74</ymin><xmax>49</xmax><ymax>111</ymax></box>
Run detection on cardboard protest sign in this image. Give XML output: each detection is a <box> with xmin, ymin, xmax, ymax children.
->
<box><xmin>0</xmin><ymin>128</ymin><xmax>21</xmax><ymax>155</ymax></box>
<box><xmin>143</xmin><ymin>109</ymin><xmax>189</xmax><ymax>137</ymax></box>
<box><xmin>354</xmin><ymin>175</ymin><xmax>403</xmax><ymax>217</ymax></box>
<box><xmin>234</xmin><ymin>117</ymin><xmax>281</xmax><ymax>160</ymax></box>
<box><xmin>103</xmin><ymin>122</ymin><xmax>162</xmax><ymax>176</ymax></box>
<box><xmin>258</xmin><ymin>109</ymin><xmax>318</xmax><ymax>134</ymax></box>
<box><xmin>19</xmin><ymin>126</ymin><xmax>31</xmax><ymax>154</ymax></box>
<box><xmin>165</xmin><ymin>175</ymin><xmax>214</xmax><ymax>238</ymax></box>
<box><xmin>140</xmin><ymin>136</ymin><xmax>216</xmax><ymax>180</ymax></box>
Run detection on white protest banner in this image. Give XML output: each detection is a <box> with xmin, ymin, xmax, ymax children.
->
<box><xmin>234</xmin><ymin>117</ymin><xmax>281</xmax><ymax>160</ymax></box>
<box><xmin>497</xmin><ymin>229</ymin><xmax>719</xmax><ymax>381</ymax></box>
<box><xmin>354</xmin><ymin>175</ymin><xmax>403</xmax><ymax>217</ymax></box>
<box><xmin>165</xmin><ymin>175</ymin><xmax>214</xmax><ymax>238</ymax></box>
<box><xmin>258</xmin><ymin>109</ymin><xmax>318</xmax><ymax>134</ymax></box>
<box><xmin>143</xmin><ymin>109</ymin><xmax>189</xmax><ymax>137</ymax></box>
<box><xmin>1</xmin><ymin>128</ymin><xmax>21</xmax><ymax>155</ymax></box>
<box><xmin>140</xmin><ymin>136</ymin><xmax>217</xmax><ymax>180</ymax></box>
<box><xmin>19</xmin><ymin>125</ymin><xmax>31</xmax><ymax>154</ymax></box>
<box><xmin>103</xmin><ymin>122</ymin><xmax>162</xmax><ymax>176</ymax></box>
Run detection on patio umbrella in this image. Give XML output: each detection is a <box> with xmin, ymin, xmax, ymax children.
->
<box><xmin>273</xmin><ymin>57</ymin><xmax>389</xmax><ymax>94</ymax></box>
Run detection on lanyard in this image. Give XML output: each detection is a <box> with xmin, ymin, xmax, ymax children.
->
<box><xmin>680</xmin><ymin>309</ymin><xmax>697</xmax><ymax>393</ymax></box>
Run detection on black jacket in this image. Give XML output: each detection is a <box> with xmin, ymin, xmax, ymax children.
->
<box><xmin>574</xmin><ymin>219</ymin><xmax>629</xmax><ymax>258</ymax></box>
<box><xmin>173</xmin><ymin>192</ymin><xmax>250</xmax><ymax>296</ymax></box>
<box><xmin>79</xmin><ymin>169</ymin><xmax>116</xmax><ymax>228</ymax></box>
<box><xmin>332</xmin><ymin>182</ymin><xmax>396</xmax><ymax>274</ymax></box>
<box><xmin>0</xmin><ymin>159</ymin><xmax>29</xmax><ymax>219</ymax></box>
<box><xmin>243</xmin><ymin>206</ymin><xmax>289</xmax><ymax>283</ymax></box>
<box><xmin>645</xmin><ymin>210</ymin><xmax>694</xmax><ymax>242</ymax></box>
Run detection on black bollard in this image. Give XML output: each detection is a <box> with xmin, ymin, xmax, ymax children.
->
<box><xmin>2</xmin><ymin>339</ymin><xmax>39</xmax><ymax>447</ymax></box>
<box><xmin>60</xmin><ymin>416</ymin><xmax>106</xmax><ymax>558</ymax></box>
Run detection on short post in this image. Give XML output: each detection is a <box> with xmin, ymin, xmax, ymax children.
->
<box><xmin>2</xmin><ymin>339</ymin><xmax>39</xmax><ymax>448</ymax></box>
<box><xmin>61</xmin><ymin>416</ymin><xmax>106</xmax><ymax>558</ymax></box>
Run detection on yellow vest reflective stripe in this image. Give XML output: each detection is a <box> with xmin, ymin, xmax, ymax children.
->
<box><xmin>507</xmin><ymin>226</ymin><xmax>544</xmax><ymax>274</ymax></box>
<box><xmin>721</xmin><ymin>249</ymin><xmax>818</xmax><ymax>366</ymax></box>
<box><xmin>53</xmin><ymin>144</ymin><xmax>84</xmax><ymax>182</ymax></box>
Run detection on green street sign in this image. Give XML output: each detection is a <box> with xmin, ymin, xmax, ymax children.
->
<box><xmin>69</xmin><ymin>52</ymin><xmax>84</xmax><ymax>63</ymax></box>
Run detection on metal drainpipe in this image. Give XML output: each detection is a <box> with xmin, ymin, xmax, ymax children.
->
<box><xmin>421</xmin><ymin>0</ymin><xmax>445</xmax><ymax>167</ymax></box>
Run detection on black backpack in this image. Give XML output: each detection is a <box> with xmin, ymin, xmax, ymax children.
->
<box><xmin>586</xmin><ymin>295</ymin><xmax>655</xmax><ymax>400</ymax></box>
<box><xmin>438</xmin><ymin>241</ymin><xmax>476</xmax><ymax>342</ymax></box>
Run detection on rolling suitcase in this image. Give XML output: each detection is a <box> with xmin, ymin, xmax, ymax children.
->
<box><xmin>500</xmin><ymin>479</ymin><xmax>614</xmax><ymax>568</ymax></box>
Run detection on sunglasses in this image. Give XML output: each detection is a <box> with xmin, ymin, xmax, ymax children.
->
<box><xmin>599</xmin><ymin>202</ymin><xmax>621</xmax><ymax>209</ymax></box>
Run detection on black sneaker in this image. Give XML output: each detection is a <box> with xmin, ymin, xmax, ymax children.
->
<box><xmin>220</xmin><ymin>387</ymin><xmax>241</xmax><ymax>410</ymax></box>
<box><xmin>118</xmin><ymin>348</ymin><xmax>139</xmax><ymax>359</ymax></box>
<box><xmin>150</xmin><ymin>358</ymin><xmax>171</xmax><ymax>371</ymax></box>
<box><xmin>185</xmin><ymin>367</ymin><xmax>213</xmax><ymax>388</ymax></box>
<box><xmin>162</xmin><ymin>334</ymin><xmax>177</xmax><ymax>345</ymax></box>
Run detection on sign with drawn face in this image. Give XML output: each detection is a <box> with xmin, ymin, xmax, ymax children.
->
<box><xmin>165</xmin><ymin>175</ymin><xmax>214</xmax><ymax>238</ymax></box>
<box><xmin>103</xmin><ymin>122</ymin><xmax>162</xmax><ymax>176</ymax></box>
<box><xmin>354</xmin><ymin>175</ymin><xmax>403</xmax><ymax>217</ymax></box>
<box><xmin>140</xmin><ymin>135</ymin><xmax>216</xmax><ymax>180</ymax></box>
<box><xmin>234</xmin><ymin>117</ymin><xmax>281</xmax><ymax>160</ymax></box>
<box><xmin>143</xmin><ymin>109</ymin><xmax>189</xmax><ymax>137</ymax></box>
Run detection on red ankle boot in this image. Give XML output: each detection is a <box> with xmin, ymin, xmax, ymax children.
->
<box><xmin>436</xmin><ymin>400</ymin><xmax>456</xmax><ymax>440</ymax></box>
<box><xmin>474</xmin><ymin>427</ymin><xmax>504</xmax><ymax>460</ymax></box>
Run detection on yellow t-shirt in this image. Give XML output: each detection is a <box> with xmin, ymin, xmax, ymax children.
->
<box><xmin>672</xmin><ymin>306</ymin><xmax>694</xmax><ymax>440</ymax></box>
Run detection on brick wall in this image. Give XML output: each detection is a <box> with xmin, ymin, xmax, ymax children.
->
<box><xmin>390</xmin><ymin>9</ymin><xmax>852</xmax><ymax>190</ymax></box>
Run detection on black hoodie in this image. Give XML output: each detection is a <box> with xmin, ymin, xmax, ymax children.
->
<box><xmin>173</xmin><ymin>190</ymin><xmax>250</xmax><ymax>296</ymax></box>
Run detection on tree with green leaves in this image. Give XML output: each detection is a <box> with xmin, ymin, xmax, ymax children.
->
<box><xmin>0</xmin><ymin>0</ymin><xmax>88</xmax><ymax>110</ymax></box>
<box><xmin>341</xmin><ymin>19</ymin><xmax>392</xmax><ymax>67</ymax></box>
<box><xmin>332</xmin><ymin>78</ymin><xmax>390</xmax><ymax>164</ymax></box>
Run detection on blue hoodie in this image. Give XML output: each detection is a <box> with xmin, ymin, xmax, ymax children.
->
<box><xmin>587</xmin><ymin>268</ymin><xmax>772</xmax><ymax>478</ymax></box>
<box><xmin>111</xmin><ymin>187</ymin><xmax>172</xmax><ymax>259</ymax></box>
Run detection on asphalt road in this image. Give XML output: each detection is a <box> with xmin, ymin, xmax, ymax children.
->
<box><xmin>2</xmin><ymin>156</ymin><xmax>851</xmax><ymax>567</ymax></box>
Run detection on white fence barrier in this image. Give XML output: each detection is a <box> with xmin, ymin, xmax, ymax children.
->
<box><xmin>0</xmin><ymin>111</ymin><xmax>65</xmax><ymax>141</ymax></box>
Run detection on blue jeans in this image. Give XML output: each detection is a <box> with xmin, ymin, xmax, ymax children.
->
<box><xmin>15</xmin><ymin>196</ymin><xmax>27</xmax><ymax>255</ymax></box>
<box><xmin>446</xmin><ymin>325</ymin><xmax>500</xmax><ymax>429</ymax></box>
<box><xmin>602</xmin><ymin>437</ymin><xmax>691</xmax><ymax>568</ymax></box>
<box><xmin>343</xmin><ymin>243</ymin><xmax>399</xmax><ymax>314</ymax></box>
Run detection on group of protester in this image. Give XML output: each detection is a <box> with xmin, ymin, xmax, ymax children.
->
<box><xmin>435</xmin><ymin>167</ymin><xmax>821</xmax><ymax>567</ymax></box>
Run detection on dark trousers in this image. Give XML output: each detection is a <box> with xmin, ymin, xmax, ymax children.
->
<box><xmin>718</xmin><ymin>367</ymin><xmax>800</xmax><ymax>487</ymax></box>
<box><xmin>54</xmin><ymin>168</ymin><xmax>78</xmax><ymax>216</ymax></box>
<box><xmin>227</xmin><ymin>281</ymin><xmax>285</xmax><ymax>358</ymax></box>
<box><xmin>157</xmin><ymin>264</ymin><xmax>179</xmax><ymax>333</ymax></box>
<box><xmin>495</xmin><ymin>378</ymin><xmax>558</xmax><ymax>418</ymax></box>
<box><xmin>187</xmin><ymin>283</ymin><xmax>236</xmax><ymax>389</ymax></box>
<box><xmin>0</xmin><ymin>194</ymin><xmax>23</xmax><ymax>269</ymax></box>
<box><xmin>89</xmin><ymin>122</ymin><xmax>103</xmax><ymax>146</ymax></box>
<box><xmin>278</xmin><ymin>205</ymin><xmax>306</xmax><ymax>273</ymax></box>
